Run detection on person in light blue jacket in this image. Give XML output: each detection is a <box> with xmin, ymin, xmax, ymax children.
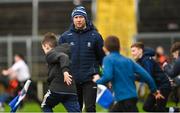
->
<box><xmin>93</xmin><ymin>35</ymin><xmax>164</xmax><ymax>112</ymax></box>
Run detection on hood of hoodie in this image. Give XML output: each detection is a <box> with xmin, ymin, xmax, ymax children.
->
<box><xmin>143</xmin><ymin>47</ymin><xmax>156</xmax><ymax>57</ymax></box>
<box><xmin>46</xmin><ymin>43</ymin><xmax>71</xmax><ymax>64</ymax></box>
<box><xmin>54</xmin><ymin>43</ymin><xmax>71</xmax><ymax>57</ymax></box>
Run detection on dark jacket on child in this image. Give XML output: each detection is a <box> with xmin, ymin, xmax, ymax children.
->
<box><xmin>137</xmin><ymin>48</ymin><xmax>171</xmax><ymax>89</ymax></box>
<box><xmin>164</xmin><ymin>57</ymin><xmax>180</xmax><ymax>79</ymax></box>
<box><xmin>45</xmin><ymin>43</ymin><xmax>77</xmax><ymax>94</ymax></box>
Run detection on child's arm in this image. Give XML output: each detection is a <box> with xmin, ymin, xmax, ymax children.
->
<box><xmin>94</xmin><ymin>57</ymin><xmax>113</xmax><ymax>84</ymax></box>
<box><xmin>133</xmin><ymin>61</ymin><xmax>157</xmax><ymax>93</ymax></box>
<box><xmin>59</xmin><ymin>52</ymin><xmax>72</xmax><ymax>85</ymax></box>
<box><xmin>133</xmin><ymin>61</ymin><xmax>164</xmax><ymax>99</ymax></box>
<box><xmin>2</xmin><ymin>68</ymin><xmax>17</xmax><ymax>79</ymax></box>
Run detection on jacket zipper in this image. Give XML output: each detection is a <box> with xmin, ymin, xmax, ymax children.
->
<box><xmin>78</xmin><ymin>32</ymin><xmax>81</xmax><ymax>82</ymax></box>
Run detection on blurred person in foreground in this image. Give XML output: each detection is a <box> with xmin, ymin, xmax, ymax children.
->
<box><xmin>163</xmin><ymin>42</ymin><xmax>180</xmax><ymax>108</ymax></box>
<box><xmin>163</xmin><ymin>42</ymin><xmax>180</xmax><ymax>79</ymax></box>
<box><xmin>59</xmin><ymin>6</ymin><xmax>105</xmax><ymax>112</ymax></box>
<box><xmin>41</xmin><ymin>32</ymin><xmax>80</xmax><ymax>112</ymax></box>
<box><xmin>93</xmin><ymin>35</ymin><xmax>163</xmax><ymax>112</ymax></box>
<box><xmin>131</xmin><ymin>42</ymin><xmax>179</xmax><ymax>112</ymax></box>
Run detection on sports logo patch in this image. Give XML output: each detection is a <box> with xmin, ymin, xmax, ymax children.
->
<box><xmin>70</xmin><ymin>42</ymin><xmax>75</xmax><ymax>46</ymax></box>
<box><xmin>87</xmin><ymin>42</ymin><xmax>91</xmax><ymax>47</ymax></box>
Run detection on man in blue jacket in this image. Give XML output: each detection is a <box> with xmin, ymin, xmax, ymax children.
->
<box><xmin>59</xmin><ymin>6</ymin><xmax>104</xmax><ymax>112</ymax></box>
<box><xmin>93</xmin><ymin>35</ymin><xmax>163</xmax><ymax>112</ymax></box>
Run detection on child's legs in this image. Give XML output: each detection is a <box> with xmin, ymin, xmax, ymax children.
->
<box><xmin>41</xmin><ymin>90</ymin><xmax>59</xmax><ymax>112</ymax></box>
<box><xmin>143</xmin><ymin>88</ymin><xmax>171</xmax><ymax>112</ymax></box>
<box><xmin>143</xmin><ymin>93</ymin><xmax>156</xmax><ymax>112</ymax></box>
<box><xmin>62</xmin><ymin>94</ymin><xmax>80</xmax><ymax>112</ymax></box>
<box><xmin>109</xmin><ymin>101</ymin><xmax>124</xmax><ymax>112</ymax></box>
<box><xmin>110</xmin><ymin>98</ymin><xmax>138</xmax><ymax>112</ymax></box>
<box><xmin>155</xmin><ymin>88</ymin><xmax>171</xmax><ymax>112</ymax></box>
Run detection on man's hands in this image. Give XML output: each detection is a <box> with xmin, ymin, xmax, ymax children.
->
<box><xmin>153</xmin><ymin>90</ymin><xmax>165</xmax><ymax>100</ymax></box>
<box><xmin>63</xmin><ymin>71</ymin><xmax>72</xmax><ymax>85</ymax></box>
<box><xmin>92</xmin><ymin>74</ymin><xmax>100</xmax><ymax>82</ymax></box>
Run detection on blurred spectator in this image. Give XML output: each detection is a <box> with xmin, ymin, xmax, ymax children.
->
<box><xmin>156</xmin><ymin>46</ymin><xmax>168</xmax><ymax>68</ymax></box>
<box><xmin>0</xmin><ymin>53</ymin><xmax>30</xmax><ymax>110</ymax></box>
<box><xmin>163</xmin><ymin>42</ymin><xmax>180</xmax><ymax>78</ymax></box>
<box><xmin>1</xmin><ymin>54</ymin><xmax>41</xmax><ymax>109</ymax></box>
<box><xmin>2</xmin><ymin>53</ymin><xmax>30</xmax><ymax>83</ymax></box>
<box><xmin>163</xmin><ymin>42</ymin><xmax>180</xmax><ymax>107</ymax></box>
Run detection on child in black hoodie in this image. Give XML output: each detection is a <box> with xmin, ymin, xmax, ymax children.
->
<box><xmin>41</xmin><ymin>32</ymin><xmax>80</xmax><ymax>112</ymax></box>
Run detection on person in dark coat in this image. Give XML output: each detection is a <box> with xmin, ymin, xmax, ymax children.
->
<box><xmin>163</xmin><ymin>42</ymin><xmax>180</xmax><ymax>78</ymax></box>
<box><xmin>59</xmin><ymin>6</ymin><xmax>105</xmax><ymax>112</ymax></box>
<box><xmin>41</xmin><ymin>32</ymin><xmax>80</xmax><ymax>112</ymax></box>
<box><xmin>163</xmin><ymin>42</ymin><xmax>180</xmax><ymax>109</ymax></box>
<box><xmin>131</xmin><ymin>42</ymin><xmax>177</xmax><ymax>112</ymax></box>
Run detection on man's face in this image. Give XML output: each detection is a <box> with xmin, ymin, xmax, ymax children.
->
<box><xmin>131</xmin><ymin>47</ymin><xmax>143</xmax><ymax>60</ymax></box>
<box><xmin>73</xmin><ymin>15</ymin><xmax>86</xmax><ymax>30</ymax></box>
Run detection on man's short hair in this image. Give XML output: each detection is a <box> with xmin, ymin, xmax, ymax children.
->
<box><xmin>171</xmin><ymin>42</ymin><xmax>180</xmax><ymax>54</ymax></box>
<box><xmin>42</xmin><ymin>32</ymin><xmax>57</xmax><ymax>48</ymax></box>
<box><xmin>104</xmin><ymin>35</ymin><xmax>120</xmax><ymax>52</ymax></box>
<box><xmin>131</xmin><ymin>42</ymin><xmax>144</xmax><ymax>50</ymax></box>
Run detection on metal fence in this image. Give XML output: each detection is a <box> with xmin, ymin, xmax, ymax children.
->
<box><xmin>0</xmin><ymin>36</ymin><xmax>47</xmax><ymax>80</ymax></box>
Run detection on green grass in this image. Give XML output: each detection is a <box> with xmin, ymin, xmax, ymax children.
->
<box><xmin>2</xmin><ymin>101</ymin><xmax>180</xmax><ymax>112</ymax></box>
<box><xmin>3</xmin><ymin>102</ymin><xmax>66</xmax><ymax>112</ymax></box>
<box><xmin>1</xmin><ymin>101</ymin><xmax>108</xmax><ymax>112</ymax></box>
<box><xmin>2</xmin><ymin>101</ymin><xmax>106</xmax><ymax>112</ymax></box>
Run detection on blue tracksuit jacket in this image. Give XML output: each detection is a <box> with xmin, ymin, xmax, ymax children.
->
<box><xmin>96</xmin><ymin>52</ymin><xmax>157</xmax><ymax>101</ymax></box>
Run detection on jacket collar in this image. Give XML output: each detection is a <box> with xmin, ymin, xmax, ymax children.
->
<box><xmin>69</xmin><ymin>21</ymin><xmax>95</xmax><ymax>33</ymax></box>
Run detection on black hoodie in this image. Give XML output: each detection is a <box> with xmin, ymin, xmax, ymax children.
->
<box><xmin>137</xmin><ymin>48</ymin><xmax>171</xmax><ymax>89</ymax></box>
<box><xmin>164</xmin><ymin>57</ymin><xmax>180</xmax><ymax>78</ymax></box>
<box><xmin>45</xmin><ymin>43</ymin><xmax>77</xmax><ymax>94</ymax></box>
